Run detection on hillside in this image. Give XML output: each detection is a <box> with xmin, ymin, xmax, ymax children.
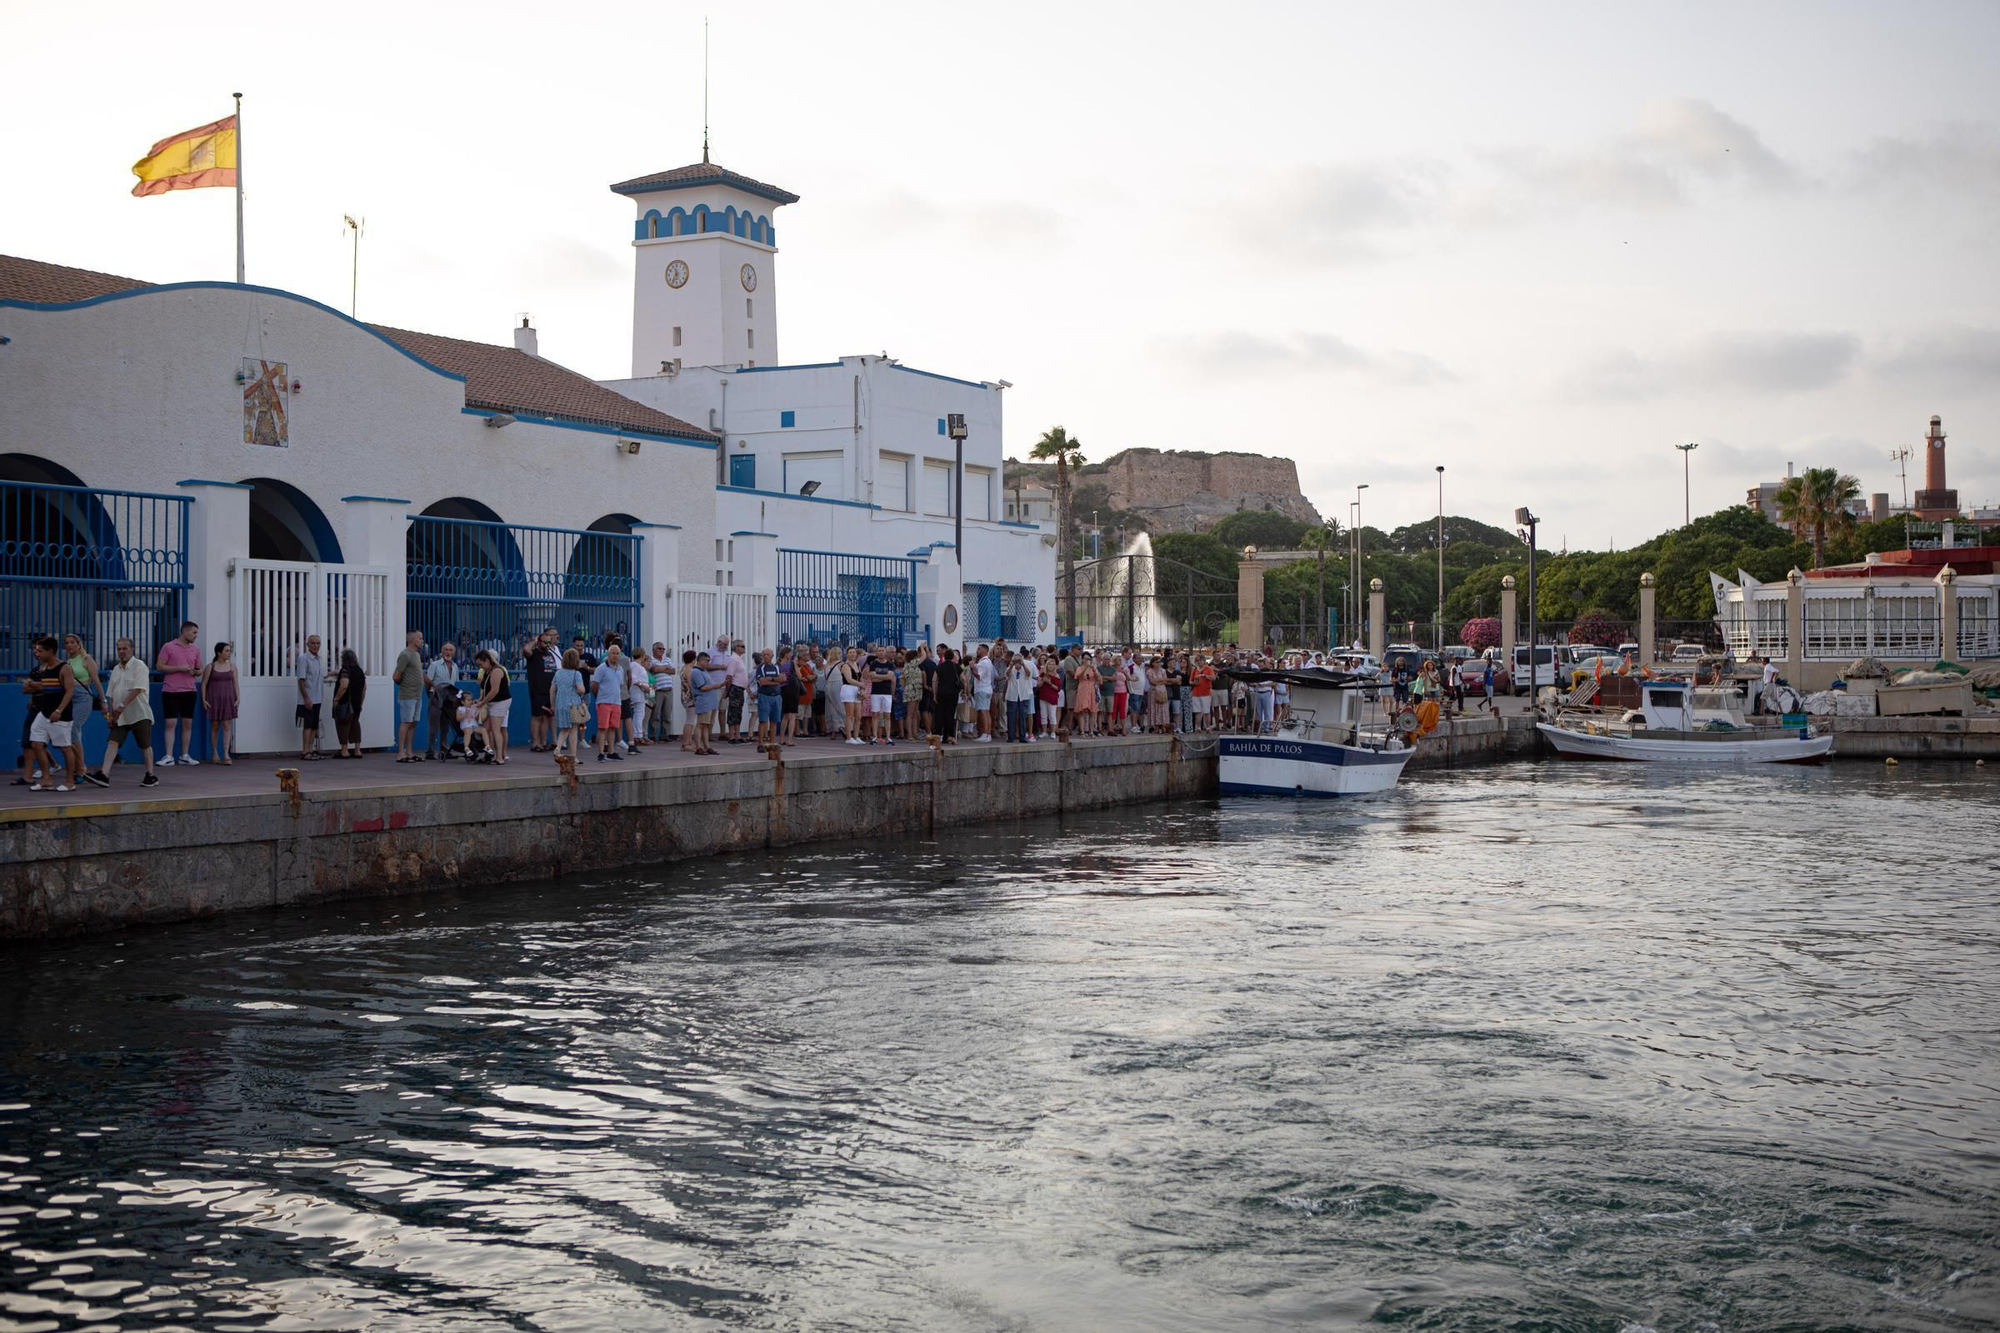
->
<box><xmin>1003</xmin><ymin>448</ymin><xmax>1322</xmax><ymax>534</ymax></box>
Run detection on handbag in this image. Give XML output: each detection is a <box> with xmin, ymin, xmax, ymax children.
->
<box><xmin>569</xmin><ymin>702</ymin><xmax>590</xmax><ymax>725</ymax></box>
<box><xmin>332</xmin><ymin>700</ymin><xmax>356</xmax><ymax>723</ymax></box>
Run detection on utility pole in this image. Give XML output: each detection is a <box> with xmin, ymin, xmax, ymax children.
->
<box><xmin>1517</xmin><ymin>507</ymin><xmax>1539</xmax><ymax>712</ymax></box>
<box><xmin>1353</xmin><ymin>484</ymin><xmax>1369</xmax><ymax>648</ymax></box>
<box><xmin>1676</xmin><ymin>442</ymin><xmax>1699</xmax><ymax>527</ymax></box>
<box><xmin>342</xmin><ymin>214</ymin><xmax>365</xmax><ymax>317</ymax></box>
<box><xmin>1435</xmin><ymin>465</ymin><xmax>1445</xmax><ymax>651</ymax></box>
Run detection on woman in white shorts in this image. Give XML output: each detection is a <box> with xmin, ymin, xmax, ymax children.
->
<box><xmin>838</xmin><ymin>647</ymin><xmax>864</xmax><ymax>742</ymax></box>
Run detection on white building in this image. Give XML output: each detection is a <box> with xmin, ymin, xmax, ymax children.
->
<box><xmin>601</xmin><ymin>157</ymin><xmax>1055</xmax><ymax>647</ymax></box>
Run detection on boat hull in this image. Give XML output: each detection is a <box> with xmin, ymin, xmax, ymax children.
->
<box><xmin>1218</xmin><ymin>735</ymin><xmax>1413</xmax><ymax>796</ymax></box>
<box><xmin>1536</xmin><ymin>722</ymin><xmax>1833</xmax><ymax>764</ymax></box>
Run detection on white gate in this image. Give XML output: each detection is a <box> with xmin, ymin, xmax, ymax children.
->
<box><xmin>660</xmin><ymin>582</ymin><xmax>776</xmax><ymax>730</ymax></box>
<box><xmin>230</xmin><ymin>559</ymin><xmax>394</xmax><ymax>753</ymax></box>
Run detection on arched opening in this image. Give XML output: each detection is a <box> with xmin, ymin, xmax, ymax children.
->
<box><xmin>0</xmin><ymin>453</ymin><xmax>121</xmax><ymax>584</ymax></box>
<box><xmin>406</xmin><ymin>497</ymin><xmax>527</xmax><ymax>659</ymax></box>
<box><xmin>563</xmin><ymin>513</ymin><xmax>641</xmax><ymax>645</ymax></box>
<box><xmin>240</xmin><ymin>477</ymin><xmax>342</xmax><ymax>563</ymax></box>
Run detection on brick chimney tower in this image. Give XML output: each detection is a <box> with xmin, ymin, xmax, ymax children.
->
<box><xmin>1914</xmin><ymin>414</ymin><xmax>1959</xmax><ymax>519</ymax></box>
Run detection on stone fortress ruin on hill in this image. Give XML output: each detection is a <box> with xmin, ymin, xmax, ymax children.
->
<box><xmin>1005</xmin><ymin>448</ymin><xmax>1322</xmax><ymax>534</ymax></box>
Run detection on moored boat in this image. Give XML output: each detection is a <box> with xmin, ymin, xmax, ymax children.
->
<box><xmin>1537</xmin><ymin>679</ymin><xmax>1832</xmax><ymax>764</ymax></box>
<box><xmin>1219</xmin><ymin>669</ymin><xmax>1415</xmax><ymax>796</ymax></box>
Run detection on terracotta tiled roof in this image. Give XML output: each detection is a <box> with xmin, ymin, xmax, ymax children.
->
<box><xmin>0</xmin><ymin>254</ymin><xmax>150</xmax><ymax>303</ymax></box>
<box><xmin>369</xmin><ymin>325</ymin><xmax>716</xmax><ymax>442</ymax></box>
<box><xmin>609</xmin><ymin>160</ymin><xmax>800</xmax><ymax>205</ymax></box>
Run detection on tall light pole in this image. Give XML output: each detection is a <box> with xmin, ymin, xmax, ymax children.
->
<box><xmin>947</xmin><ymin>413</ymin><xmax>968</xmax><ymax>564</ymax></box>
<box><xmin>1435</xmin><ymin>465</ymin><xmax>1446</xmax><ymax>651</ymax></box>
<box><xmin>1516</xmin><ymin>507</ymin><xmax>1539</xmax><ymax>707</ymax></box>
<box><xmin>1676</xmin><ymin>441</ymin><xmax>1699</xmax><ymax>527</ymax></box>
<box><xmin>1353</xmin><ymin>483</ymin><xmax>1369</xmax><ymax>649</ymax></box>
<box><xmin>342</xmin><ymin>214</ymin><xmax>365</xmax><ymax>318</ymax></box>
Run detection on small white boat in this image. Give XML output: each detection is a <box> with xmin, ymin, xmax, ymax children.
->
<box><xmin>1219</xmin><ymin>669</ymin><xmax>1415</xmax><ymax>797</ymax></box>
<box><xmin>1537</xmin><ymin>680</ymin><xmax>1832</xmax><ymax>764</ymax></box>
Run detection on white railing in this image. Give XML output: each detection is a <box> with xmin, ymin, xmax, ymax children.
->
<box><xmin>1959</xmin><ymin>591</ymin><xmax>1997</xmax><ymax>659</ymax></box>
<box><xmin>230</xmin><ymin>559</ymin><xmax>395</xmax><ymax>753</ymax></box>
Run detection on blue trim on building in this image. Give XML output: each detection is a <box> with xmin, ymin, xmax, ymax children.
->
<box><xmin>729</xmin><ymin>530</ymin><xmax>779</xmax><ymax>538</ymax></box>
<box><xmin>631</xmin><ymin>521</ymin><xmax>683</xmax><ymax>530</ymax></box>
<box><xmin>716</xmin><ymin>483</ymin><xmax>879</xmax><ymax>512</ymax></box>
<box><xmin>459</xmin><ymin>407</ymin><xmax>716</xmax><ymax>450</ymax></box>
<box><xmin>994</xmin><ymin>519</ymin><xmax>1038</xmax><ymax>530</ymax></box>
<box><xmin>732</xmin><ymin>361</ymin><xmax>845</xmax><ymax>374</ymax></box>
<box><xmin>339</xmin><ymin>494</ymin><xmax>412</xmax><ymax>504</ymax></box>
<box><xmin>174</xmin><ymin>478</ymin><xmax>254</xmax><ymax>490</ymax></box>
<box><xmin>893</xmin><ymin>364</ymin><xmax>992</xmax><ymax>390</ymax></box>
<box><xmin>4</xmin><ymin>281</ymin><xmax>470</xmax><ymax>386</ymax></box>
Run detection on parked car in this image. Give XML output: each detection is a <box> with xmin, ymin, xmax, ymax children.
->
<box><xmin>1669</xmin><ymin>643</ymin><xmax>1705</xmax><ymax>665</ymax></box>
<box><xmin>1511</xmin><ymin>643</ymin><xmax>1559</xmax><ymax>695</ymax></box>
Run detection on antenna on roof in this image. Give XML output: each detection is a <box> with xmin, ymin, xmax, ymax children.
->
<box><xmin>702</xmin><ymin>16</ymin><xmax>711</xmax><ymax>165</ymax></box>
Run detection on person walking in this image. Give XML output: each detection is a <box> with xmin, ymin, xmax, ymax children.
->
<box><xmin>391</xmin><ymin>631</ymin><xmax>425</xmax><ymax>762</ymax></box>
<box><xmin>475</xmin><ymin>648</ymin><xmax>513</xmax><ymax>764</ymax></box>
<box><xmin>551</xmin><ymin>647</ymin><xmax>588</xmax><ymax>760</ymax></box>
<box><xmin>60</xmin><ymin>633</ymin><xmax>104</xmax><ymax>762</ymax></box>
<box><xmin>86</xmin><ymin>638</ymin><xmax>157</xmax><ymax>788</ymax></box>
<box><xmin>332</xmin><ymin>648</ymin><xmax>368</xmax><ymax>758</ymax></box>
<box><xmin>156</xmin><ymin>620</ymin><xmax>202</xmax><ymax>766</ymax></box>
<box><xmin>425</xmin><ymin>641</ymin><xmax>462</xmax><ymax>758</ymax></box>
<box><xmin>590</xmin><ymin>642</ymin><xmax>627</xmax><ymax>761</ymax></box>
<box><xmin>294</xmin><ymin>633</ymin><xmax>326</xmax><ymax>761</ymax></box>
<box><xmin>199</xmin><ymin>642</ymin><xmax>239</xmax><ymax>764</ymax></box>
<box><xmin>23</xmin><ymin>636</ymin><xmax>79</xmax><ymax>792</ymax></box>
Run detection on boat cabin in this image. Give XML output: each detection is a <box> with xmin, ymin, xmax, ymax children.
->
<box><xmin>1637</xmin><ymin>681</ymin><xmax>1749</xmax><ymax>733</ymax></box>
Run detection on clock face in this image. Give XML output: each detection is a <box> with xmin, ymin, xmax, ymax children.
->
<box><xmin>1931</xmin><ymin>438</ymin><xmax>1946</xmax><ymax>449</ymax></box>
<box><xmin>664</xmin><ymin>260</ymin><xmax>688</xmax><ymax>289</ymax></box>
<box><xmin>739</xmin><ymin>263</ymin><xmax>758</xmax><ymax>292</ymax></box>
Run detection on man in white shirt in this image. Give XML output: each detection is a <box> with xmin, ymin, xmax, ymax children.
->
<box><xmin>1759</xmin><ymin>655</ymin><xmax>1780</xmax><ymax>714</ymax></box>
<box><xmin>88</xmin><ymin>638</ymin><xmax>157</xmax><ymax>788</ymax></box>
<box><xmin>971</xmin><ymin>645</ymin><xmax>997</xmax><ymax>741</ymax></box>
<box><xmin>626</xmin><ymin>648</ymin><xmax>652</xmax><ymax>748</ymax></box>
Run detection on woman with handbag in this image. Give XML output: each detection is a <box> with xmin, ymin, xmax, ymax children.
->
<box><xmin>331</xmin><ymin>649</ymin><xmax>367</xmax><ymax>758</ymax></box>
<box><xmin>551</xmin><ymin>648</ymin><xmax>588</xmax><ymax>760</ymax></box>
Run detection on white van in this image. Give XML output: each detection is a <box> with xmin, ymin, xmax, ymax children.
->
<box><xmin>1511</xmin><ymin>643</ymin><xmax>1558</xmax><ymax>695</ymax></box>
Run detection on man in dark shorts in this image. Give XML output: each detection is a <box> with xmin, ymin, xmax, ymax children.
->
<box><xmin>525</xmin><ymin>627</ymin><xmax>558</xmax><ymax>752</ymax></box>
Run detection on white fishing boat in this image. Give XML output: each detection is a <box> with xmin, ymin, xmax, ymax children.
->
<box><xmin>1218</xmin><ymin>669</ymin><xmax>1415</xmax><ymax>797</ymax></box>
<box><xmin>1537</xmin><ymin>679</ymin><xmax>1832</xmax><ymax>764</ymax></box>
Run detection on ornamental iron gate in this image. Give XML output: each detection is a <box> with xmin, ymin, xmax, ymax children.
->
<box><xmin>406</xmin><ymin>515</ymin><xmax>641</xmax><ymax>666</ymax></box>
<box><xmin>776</xmin><ymin>549</ymin><xmax>919</xmax><ymax>649</ymax></box>
<box><xmin>1058</xmin><ymin>555</ymin><xmax>1236</xmax><ymax>647</ymax></box>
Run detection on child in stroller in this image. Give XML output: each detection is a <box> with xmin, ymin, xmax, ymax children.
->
<box><xmin>456</xmin><ymin>694</ymin><xmax>493</xmax><ymax>763</ymax></box>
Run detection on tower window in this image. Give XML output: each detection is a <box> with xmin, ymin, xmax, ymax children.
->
<box><xmin>748</xmin><ymin>329</ymin><xmax>755</xmax><ymax>348</ymax></box>
<box><xmin>746</xmin><ymin>298</ymin><xmax>754</xmax><ymax>317</ymax></box>
<box><xmin>672</xmin><ymin>326</ymin><xmax>682</xmax><ymax>347</ymax></box>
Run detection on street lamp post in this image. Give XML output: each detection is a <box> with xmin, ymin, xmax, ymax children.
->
<box><xmin>1676</xmin><ymin>441</ymin><xmax>1699</xmax><ymax>527</ymax></box>
<box><xmin>947</xmin><ymin>413</ymin><xmax>968</xmax><ymax>561</ymax></box>
<box><xmin>1435</xmin><ymin>465</ymin><xmax>1445</xmax><ymax>652</ymax></box>
<box><xmin>1354</xmin><ymin>483</ymin><xmax>1369</xmax><ymax>650</ymax></box>
<box><xmin>1516</xmin><ymin>506</ymin><xmax>1539</xmax><ymax>707</ymax></box>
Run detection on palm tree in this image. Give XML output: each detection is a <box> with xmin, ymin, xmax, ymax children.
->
<box><xmin>1775</xmin><ymin>467</ymin><xmax>1863</xmax><ymax>569</ymax></box>
<box><xmin>1030</xmin><ymin>426</ymin><xmax>1085</xmax><ymax>632</ymax></box>
<box><xmin>1299</xmin><ymin>521</ymin><xmax>1342</xmax><ymax>647</ymax></box>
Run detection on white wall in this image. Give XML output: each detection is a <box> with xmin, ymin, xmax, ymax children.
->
<box><xmin>0</xmin><ymin>284</ymin><xmax>718</xmax><ymax>583</ymax></box>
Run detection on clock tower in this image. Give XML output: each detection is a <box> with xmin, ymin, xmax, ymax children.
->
<box><xmin>611</xmin><ymin>159</ymin><xmax>798</xmax><ymax>379</ymax></box>
<box><xmin>1914</xmin><ymin>414</ymin><xmax>1959</xmax><ymax>520</ymax></box>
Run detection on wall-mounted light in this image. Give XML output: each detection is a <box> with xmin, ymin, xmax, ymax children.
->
<box><xmin>799</xmin><ymin>480</ymin><xmax>821</xmax><ymax>496</ymax></box>
<box><xmin>290</xmin><ymin>379</ymin><xmax>302</xmax><ymax>394</ymax></box>
<box><xmin>619</xmin><ymin>439</ymin><xmax>642</xmax><ymax>456</ymax></box>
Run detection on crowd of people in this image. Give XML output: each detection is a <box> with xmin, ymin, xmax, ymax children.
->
<box><xmin>16</xmin><ymin>622</ymin><xmax>1493</xmax><ymax>794</ymax></box>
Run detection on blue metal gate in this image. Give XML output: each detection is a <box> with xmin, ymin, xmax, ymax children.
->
<box><xmin>0</xmin><ymin>479</ymin><xmax>190</xmax><ymax>673</ymax></box>
<box><xmin>406</xmin><ymin>515</ymin><xmax>642</xmax><ymax>664</ymax></box>
<box><xmin>963</xmin><ymin>582</ymin><xmax>1034</xmax><ymax>642</ymax></box>
<box><xmin>776</xmin><ymin>549</ymin><xmax>919</xmax><ymax>649</ymax></box>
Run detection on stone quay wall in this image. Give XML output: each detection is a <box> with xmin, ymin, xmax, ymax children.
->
<box><xmin>0</xmin><ymin>736</ymin><xmax>1217</xmax><ymax>941</ymax></box>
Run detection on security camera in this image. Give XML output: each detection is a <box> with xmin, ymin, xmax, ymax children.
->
<box><xmin>620</xmin><ymin>439</ymin><xmax>642</xmax><ymax>456</ymax></box>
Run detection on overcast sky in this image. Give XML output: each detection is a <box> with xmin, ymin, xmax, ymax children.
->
<box><xmin>8</xmin><ymin>0</ymin><xmax>1998</xmax><ymax>548</ymax></box>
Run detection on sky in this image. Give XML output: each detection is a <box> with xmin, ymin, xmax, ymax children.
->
<box><xmin>7</xmin><ymin>0</ymin><xmax>1999</xmax><ymax>550</ymax></box>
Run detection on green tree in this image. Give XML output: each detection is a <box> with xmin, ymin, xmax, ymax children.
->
<box><xmin>1775</xmin><ymin>467</ymin><xmax>1863</xmax><ymax>569</ymax></box>
<box><xmin>1298</xmin><ymin>522</ymin><xmax>1342</xmax><ymax>645</ymax></box>
<box><xmin>1151</xmin><ymin>532</ymin><xmax>1239</xmax><ymax>584</ymax></box>
<box><xmin>1031</xmin><ymin>427</ymin><xmax>1085</xmax><ymax>630</ymax></box>
<box><xmin>1210</xmin><ymin>509</ymin><xmax>1308</xmax><ymax>550</ymax></box>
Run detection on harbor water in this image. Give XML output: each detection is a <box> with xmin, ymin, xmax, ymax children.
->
<box><xmin>2</xmin><ymin>763</ymin><xmax>1997</xmax><ymax>1331</ymax></box>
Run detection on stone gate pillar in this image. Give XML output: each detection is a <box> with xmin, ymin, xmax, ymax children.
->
<box><xmin>1500</xmin><ymin>575</ymin><xmax>1518</xmax><ymax>665</ymax></box>
<box><xmin>1638</xmin><ymin>572</ymin><xmax>1657</xmax><ymax>668</ymax></box>
<box><xmin>177</xmin><ymin>479</ymin><xmax>251</xmax><ymax>647</ymax></box>
<box><xmin>1368</xmin><ymin>577</ymin><xmax>1386</xmax><ymax>659</ymax></box>
<box><xmin>1236</xmin><ymin>549</ymin><xmax>1265</xmax><ymax>649</ymax></box>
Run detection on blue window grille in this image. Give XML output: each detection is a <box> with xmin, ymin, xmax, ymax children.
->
<box><xmin>0</xmin><ymin>479</ymin><xmax>190</xmax><ymax>675</ymax></box>
<box><xmin>776</xmin><ymin>549</ymin><xmax>919</xmax><ymax>649</ymax></box>
<box><xmin>780</xmin><ymin>410</ymin><xmax>796</xmax><ymax>428</ymax></box>
<box><xmin>406</xmin><ymin>515</ymin><xmax>641</xmax><ymax>667</ymax></box>
<box><xmin>729</xmin><ymin>454</ymin><xmax>757</xmax><ymax>488</ymax></box>
<box><xmin>936</xmin><ymin>418</ymin><xmax>946</xmax><ymax>436</ymax></box>
<box><xmin>962</xmin><ymin>583</ymin><xmax>1033</xmax><ymax>643</ymax></box>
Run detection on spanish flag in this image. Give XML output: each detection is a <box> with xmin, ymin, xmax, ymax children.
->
<box><xmin>131</xmin><ymin>115</ymin><xmax>238</xmax><ymax>196</ymax></box>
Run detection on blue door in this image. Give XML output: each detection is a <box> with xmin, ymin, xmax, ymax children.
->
<box><xmin>729</xmin><ymin>454</ymin><xmax>757</xmax><ymax>488</ymax></box>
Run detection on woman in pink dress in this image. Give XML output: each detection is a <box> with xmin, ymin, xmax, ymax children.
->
<box><xmin>1072</xmin><ymin>651</ymin><xmax>1099</xmax><ymax>735</ymax></box>
<box><xmin>200</xmin><ymin>642</ymin><xmax>240</xmax><ymax>764</ymax></box>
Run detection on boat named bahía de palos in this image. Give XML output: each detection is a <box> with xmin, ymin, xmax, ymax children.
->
<box><xmin>1537</xmin><ymin>679</ymin><xmax>1832</xmax><ymax>764</ymax></box>
<box><xmin>1218</xmin><ymin>669</ymin><xmax>1414</xmax><ymax>797</ymax></box>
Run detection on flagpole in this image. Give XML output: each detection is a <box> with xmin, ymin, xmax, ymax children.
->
<box><xmin>233</xmin><ymin>92</ymin><xmax>245</xmax><ymax>284</ymax></box>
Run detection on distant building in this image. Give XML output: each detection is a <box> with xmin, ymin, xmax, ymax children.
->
<box><xmin>1002</xmin><ymin>482</ymin><xmax>1055</xmax><ymax>525</ymax></box>
<box><xmin>1914</xmin><ymin>414</ymin><xmax>1960</xmax><ymax>520</ymax></box>
<box><xmin>1748</xmin><ymin>462</ymin><xmax>1870</xmax><ymax>523</ymax></box>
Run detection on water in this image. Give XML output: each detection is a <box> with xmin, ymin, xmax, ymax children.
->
<box><xmin>3</xmin><ymin>763</ymin><xmax>1998</xmax><ymax>1331</ymax></box>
